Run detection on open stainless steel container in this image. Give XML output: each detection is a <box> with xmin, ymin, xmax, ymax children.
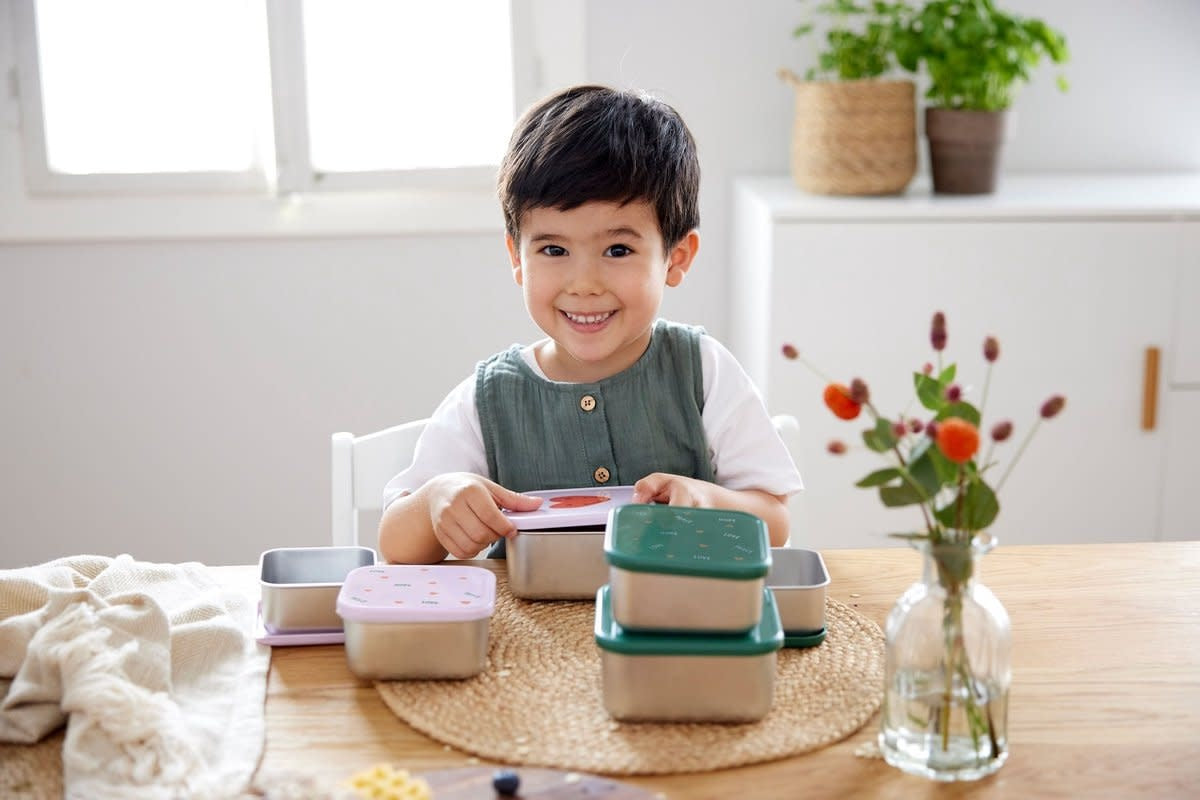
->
<box><xmin>337</xmin><ymin>564</ymin><xmax>495</xmax><ymax>680</ymax></box>
<box><xmin>594</xmin><ymin>585</ymin><xmax>783</xmax><ymax>722</ymax></box>
<box><xmin>502</xmin><ymin>486</ymin><xmax>635</xmax><ymax>600</ymax></box>
<box><xmin>603</xmin><ymin>505</ymin><xmax>772</xmax><ymax>633</ymax></box>
<box><xmin>506</xmin><ymin>526</ymin><xmax>608</xmax><ymax>599</ymax></box>
<box><xmin>259</xmin><ymin>546</ymin><xmax>376</xmax><ymax>633</ymax></box>
<box><xmin>766</xmin><ymin>547</ymin><xmax>830</xmax><ymax>634</ymax></box>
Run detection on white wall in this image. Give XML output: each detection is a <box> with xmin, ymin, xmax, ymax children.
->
<box><xmin>2</xmin><ymin>0</ymin><xmax>1198</xmax><ymax>567</ymax></box>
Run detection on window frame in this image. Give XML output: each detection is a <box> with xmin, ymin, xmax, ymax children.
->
<box><xmin>0</xmin><ymin>0</ymin><xmax>585</xmax><ymax>241</ymax></box>
<box><xmin>11</xmin><ymin>0</ymin><xmax>272</xmax><ymax>195</ymax></box>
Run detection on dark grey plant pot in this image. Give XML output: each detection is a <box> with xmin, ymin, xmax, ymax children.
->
<box><xmin>924</xmin><ymin>108</ymin><xmax>1013</xmax><ymax>195</ymax></box>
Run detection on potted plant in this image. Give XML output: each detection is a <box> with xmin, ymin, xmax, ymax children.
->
<box><xmin>779</xmin><ymin>0</ymin><xmax>918</xmax><ymax>196</ymax></box>
<box><xmin>897</xmin><ymin>0</ymin><xmax>1069</xmax><ymax>194</ymax></box>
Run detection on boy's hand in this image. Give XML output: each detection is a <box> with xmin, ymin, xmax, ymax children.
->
<box><xmin>424</xmin><ymin>473</ymin><xmax>543</xmax><ymax>559</ymax></box>
<box><xmin>632</xmin><ymin>473</ymin><xmax>717</xmax><ymax>508</ymax></box>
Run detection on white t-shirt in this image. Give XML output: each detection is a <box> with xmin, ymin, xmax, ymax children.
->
<box><xmin>382</xmin><ymin>334</ymin><xmax>804</xmax><ymax>508</ymax></box>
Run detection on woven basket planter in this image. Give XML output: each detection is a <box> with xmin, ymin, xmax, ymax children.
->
<box><xmin>779</xmin><ymin>72</ymin><xmax>917</xmax><ymax>196</ymax></box>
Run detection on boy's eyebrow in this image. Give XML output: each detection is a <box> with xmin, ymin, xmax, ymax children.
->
<box><xmin>527</xmin><ymin>226</ymin><xmax>645</xmax><ymax>244</ymax></box>
<box><xmin>604</xmin><ymin>226</ymin><xmax>644</xmax><ymax>239</ymax></box>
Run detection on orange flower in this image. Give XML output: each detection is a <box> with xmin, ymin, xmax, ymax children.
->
<box><xmin>936</xmin><ymin>418</ymin><xmax>980</xmax><ymax>464</ymax></box>
<box><xmin>823</xmin><ymin>383</ymin><xmax>862</xmax><ymax>420</ymax></box>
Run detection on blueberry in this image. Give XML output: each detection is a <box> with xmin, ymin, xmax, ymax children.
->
<box><xmin>492</xmin><ymin>768</ymin><xmax>520</xmax><ymax>796</ymax></box>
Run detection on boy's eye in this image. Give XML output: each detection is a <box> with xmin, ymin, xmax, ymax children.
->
<box><xmin>605</xmin><ymin>244</ymin><xmax>633</xmax><ymax>257</ymax></box>
<box><xmin>539</xmin><ymin>245</ymin><xmax>567</xmax><ymax>257</ymax></box>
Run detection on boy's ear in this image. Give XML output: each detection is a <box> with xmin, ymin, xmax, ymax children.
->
<box><xmin>505</xmin><ymin>233</ymin><xmax>523</xmax><ymax>286</ymax></box>
<box><xmin>665</xmin><ymin>230</ymin><xmax>700</xmax><ymax>288</ymax></box>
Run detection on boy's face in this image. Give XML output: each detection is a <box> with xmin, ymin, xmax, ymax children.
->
<box><xmin>506</xmin><ymin>199</ymin><xmax>698</xmax><ymax>383</ymax></box>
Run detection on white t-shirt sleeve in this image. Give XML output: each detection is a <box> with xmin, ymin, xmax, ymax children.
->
<box><xmin>381</xmin><ymin>374</ymin><xmax>487</xmax><ymax>510</ymax></box>
<box><xmin>700</xmin><ymin>334</ymin><xmax>805</xmax><ymax>496</ymax></box>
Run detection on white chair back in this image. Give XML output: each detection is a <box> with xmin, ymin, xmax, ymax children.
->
<box><xmin>330</xmin><ymin>419</ymin><xmax>429</xmax><ymax>547</ymax></box>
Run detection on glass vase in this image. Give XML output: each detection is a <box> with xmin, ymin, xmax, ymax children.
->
<box><xmin>879</xmin><ymin>534</ymin><xmax>1011</xmax><ymax>781</ymax></box>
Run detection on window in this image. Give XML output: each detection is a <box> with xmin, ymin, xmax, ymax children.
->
<box><xmin>7</xmin><ymin>0</ymin><xmax>581</xmax><ymax>198</ymax></box>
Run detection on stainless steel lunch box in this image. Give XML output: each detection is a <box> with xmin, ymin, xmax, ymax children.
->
<box><xmin>506</xmin><ymin>526</ymin><xmax>608</xmax><ymax>599</ymax></box>
<box><xmin>259</xmin><ymin>546</ymin><xmax>376</xmax><ymax>633</ymax></box>
<box><xmin>766</xmin><ymin>547</ymin><xmax>830</xmax><ymax>634</ymax></box>
<box><xmin>594</xmin><ymin>585</ymin><xmax>784</xmax><ymax>722</ymax></box>
<box><xmin>336</xmin><ymin>564</ymin><xmax>496</xmax><ymax>680</ymax></box>
<box><xmin>603</xmin><ymin>505</ymin><xmax>772</xmax><ymax>633</ymax></box>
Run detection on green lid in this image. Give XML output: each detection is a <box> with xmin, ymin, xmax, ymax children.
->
<box><xmin>603</xmin><ymin>505</ymin><xmax>771</xmax><ymax>579</ymax></box>
<box><xmin>783</xmin><ymin>628</ymin><xmax>827</xmax><ymax>649</ymax></box>
<box><xmin>594</xmin><ymin>585</ymin><xmax>783</xmax><ymax>656</ymax></box>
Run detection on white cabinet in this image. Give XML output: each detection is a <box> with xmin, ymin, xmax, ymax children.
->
<box><xmin>732</xmin><ymin>174</ymin><xmax>1200</xmax><ymax>549</ymax></box>
<box><xmin>1162</xmin><ymin>224</ymin><xmax>1200</xmax><ymax>541</ymax></box>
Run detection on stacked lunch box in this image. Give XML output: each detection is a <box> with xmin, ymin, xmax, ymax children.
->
<box><xmin>594</xmin><ymin>505</ymin><xmax>784</xmax><ymax>722</ymax></box>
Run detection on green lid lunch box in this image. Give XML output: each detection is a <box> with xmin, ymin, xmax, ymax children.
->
<box><xmin>594</xmin><ymin>584</ymin><xmax>783</xmax><ymax>722</ymax></box>
<box><xmin>603</xmin><ymin>505</ymin><xmax>772</xmax><ymax>633</ymax></box>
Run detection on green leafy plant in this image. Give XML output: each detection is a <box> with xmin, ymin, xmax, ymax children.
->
<box><xmin>897</xmin><ymin>0</ymin><xmax>1070</xmax><ymax>110</ymax></box>
<box><xmin>793</xmin><ymin>0</ymin><xmax>917</xmax><ymax>80</ymax></box>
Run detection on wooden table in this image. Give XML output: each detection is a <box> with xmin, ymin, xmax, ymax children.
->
<box><xmin>218</xmin><ymin>542</ymin><xmax>1200</xmax><ymax>799</ymax></box>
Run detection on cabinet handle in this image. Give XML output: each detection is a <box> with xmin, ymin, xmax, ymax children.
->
<box><xmin>1142</xmin><ymin>346</ymin><xmax>1160</xmax><ymax>431</ymax></box>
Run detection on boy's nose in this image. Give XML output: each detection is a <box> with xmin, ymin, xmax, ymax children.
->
<box><xmin>565</xmin><ymin>258</ymin><xmax>605</xmax><ymax>294</ymax></box>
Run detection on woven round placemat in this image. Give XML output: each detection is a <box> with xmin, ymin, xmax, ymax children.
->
<box><xmin>376</xmin><ymin>576</ymin><xmax>884</xmax><ymax>775</ymax></box>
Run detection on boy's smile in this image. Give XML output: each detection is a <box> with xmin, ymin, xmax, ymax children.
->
<box><xmin>507</xmin><ymin>200</ymin><xmax>699</xmax><ymax>384</ymax></box>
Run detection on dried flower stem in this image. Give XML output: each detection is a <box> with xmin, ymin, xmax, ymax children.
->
<box><xmin>980</xmin><ymin>441</ymin><xmax>997</xmax><ymax>475</ymax></box>
<box><xmin>955</xmin><ymin>468</ymin><xmax>967</xmax><ymax>534</ymax></box>
<box><xmin>788</xmin><ymin>352</ymin><xmax>838</xmax><ymax>386</ymax></box>
<box><xmin>995</xmin><ymin>417</ymin><xmax>1042</xmax><ymax>492</ymax></box>
<box><xmin>980</xmin><ymin>362</ymin><xmax>994</xmax><ymax>418</ymax></box>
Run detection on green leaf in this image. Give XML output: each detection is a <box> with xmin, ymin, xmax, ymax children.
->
<box><xmin>887</xmin><ymin>532</ymin><xmax>932</xmax><ymax>541</ymax></box>
<box><xmin>862</xmin><ymin>417</ymin><xmax>898</xmax><ymax>453</ymax></box>
<box><xmin>937</xmin><ymin>401</ymin><xmax>981</xmax><ymax>427</ymax></box>
<box><xmin>934</xmin><ymin>478</ymin><xmax>1000</xmax><ymax>531</ymax></box>
<box><xmin>908</xmin><ymin>445</ymin><xmax>949</xmax><ymax>497</ymax></box>
<box><xmin>938</xmin><ymin>363</ymin><xmax>957</xmax><ymax>386</ymax></box>
<box><xmin>793</xmin><ymin>23</ymin><xmax>815</xmax><ymax>37</ymax></box>
<box><xmin>929</xmin><ymin>443</ymin><xmax>958</xmax><ymax>483</ymax></box>
<box><xmin>914</xmin><ymin>372</ymin><xmax>943</xmax><ymax>411</ymax></box>
<box><xmin>856</xmin><ymin>467</ymin><xmax>902</xmax><ymax>487</ymax></box>
<box><xmin>880</xmin><ymin>482</ymin><xmax>926</xmax><ymax>507</ymax></box>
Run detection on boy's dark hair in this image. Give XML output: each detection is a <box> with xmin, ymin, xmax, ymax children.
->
<box><xmin>498</xmin><ymin>85</ymin><xmax>700</xmax><ymax>252</ymax></box>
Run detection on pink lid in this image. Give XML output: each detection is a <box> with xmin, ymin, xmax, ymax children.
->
<box><xmin>501</xmin><ymin>485</ymin><xmax>636</xmax><ymax>530</ymax></box>
<box><xmin>336</xmin><ymin>564</ymin><xmax>496</xmax><ymax>623</ymax></box>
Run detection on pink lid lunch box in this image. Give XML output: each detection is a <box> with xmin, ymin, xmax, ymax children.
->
<box><xmin>336</xmin><ymin>564</ymin><xmax>496</xmax><ymax>680</ymax></box>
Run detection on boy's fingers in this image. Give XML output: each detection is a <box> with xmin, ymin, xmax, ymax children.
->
<box><xmin>464</xmin><ymin>489</ymin><xmax>520</xmax><ymax>539</ymax></box>
<box><xmin>437</xmin><ymin>521</ymin><xmax>477</xmax><ymax>560</ymax></box>
<box><xmin>633</xmin><ymin>473</ymin><xmax>669</xmax><ymax>503</ymax></box>
<box><xmin>488</xmin><ymin>482</ymin><xmax>544</xmax><ymax>512</ymax></box>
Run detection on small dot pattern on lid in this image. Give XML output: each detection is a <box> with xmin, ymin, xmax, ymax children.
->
<box><xmin>604</xmin><ymin>506</ymin><xmax>771</xmax><ymax>579</ymax></box>
<box><xmin>337</xmin><ymin>565</ymin><xmax>496</xmax><ymax>623</ymax></box>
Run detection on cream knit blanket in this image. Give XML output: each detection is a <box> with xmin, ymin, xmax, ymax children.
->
<box><xmin>0</xmin><ymin>554</ymin><xmax>269</xmax><ymax>799</ymax></box>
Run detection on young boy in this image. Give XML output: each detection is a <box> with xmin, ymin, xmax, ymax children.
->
<box><xmin>379</xmin><ymin>85</ymin><xmax>802</xmax><ymax>564</ymax></box>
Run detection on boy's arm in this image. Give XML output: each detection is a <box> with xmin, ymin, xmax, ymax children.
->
<box><xmin>632</xmin><ymin>473</ymin><xmax>791</xmax><ymax>547</ymax></box>
<box><xmin>378</xmin><ymin>486</ymin><xmax>450</xmax><ymax>564</ymax></box>
<box><xmin>378</xmin><ymin>473</ymin><xmax>543</xmax><ymax>563</ymax></box>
